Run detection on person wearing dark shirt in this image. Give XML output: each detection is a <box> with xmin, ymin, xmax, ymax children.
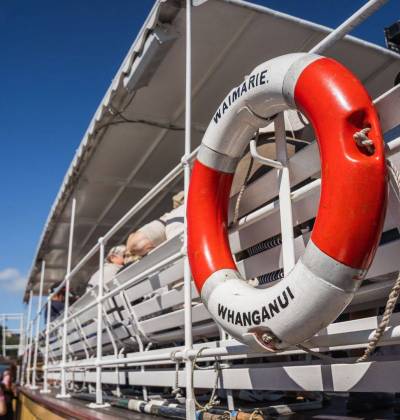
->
<box><xmin>0</xmin><ymin>388</ymin><xmax>6</xmax><ymax>419</ymax></box>
<box><xmin>44</xmin><ymin>285</ymin><xmax>65</xmax><ymax>322</ymax></box>
<box><xmin>0</xmin><ymin>369</ymin><xmax>16</xmax><ymax>420</ymax></box>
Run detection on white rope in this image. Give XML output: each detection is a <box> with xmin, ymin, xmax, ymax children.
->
<box><xmin>191</xmin><ymin>347</ymin><xmax>221</xmax><ymax>412</ymax></box>
<box><xmin>356</xmin><ymin>273</ymin><xmax>400</xmax><ymax>362</ymax></box>
<box><xmin>233</xmin><ymin>132</ymin><xmax>257</xmax><ymax>225</ymax></box>
<box><xmin>170</xmin><ymin>350</ymin><xmax>182</xmax><ymax>398</ymax></box>
<box><xmin>356</xmin><ymin>159</ymin><xmax>400</xmax><ymax>362</ymax></box>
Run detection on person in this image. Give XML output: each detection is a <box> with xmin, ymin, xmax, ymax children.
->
<box><xmin>86</xmin><ymin>245</ymin><xmax>126</xmax><ymax>291</ymax></box>
<box><xmin>0</xmin><ymin>390</ymin><xmax>5</xmax><ymax>419</ymax></box>
<box><xmin>45</xmin><ymin>284</ymin><xmax>65</xmax><ymax>322</ymax></box>
<box><xmin>123</xmin><ymin>251</ymin><xmax>141</xmax><ymax>266</ymax></box>
<box><xmin>126</xmin><ymin>192</ymin><xmax>185</xmax><ymax>258</ymax></box>
<box><xmin>0</xmin><ymin>369</ymin><xmax>16</xmax><ymax>420</ymax></box>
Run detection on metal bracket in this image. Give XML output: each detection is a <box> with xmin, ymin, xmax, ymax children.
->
<box><xmin>249</xmin><ymin>139</ymin><xmax>284</xmax><ymax>170</ymax></box>
<box><xmin>56</xmin><ymin>393</ymin><xmax>71</xmax><ymax>399</ymax></box>
<box><xmin>87</xmin><ymin>402</ymin><xmax>111</xmax><ymax>409</ymax></box>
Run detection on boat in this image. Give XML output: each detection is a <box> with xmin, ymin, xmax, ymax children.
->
<box><xmin>11</xmin><ymin>0</ymin><xmax>400</xmax><ymax>418</ymax></box>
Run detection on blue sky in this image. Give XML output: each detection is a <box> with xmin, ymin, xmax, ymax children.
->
<box><xmin>0</xmin><ymin>0</ymin><xmax>398</xmax><ymax>317</ymax></box>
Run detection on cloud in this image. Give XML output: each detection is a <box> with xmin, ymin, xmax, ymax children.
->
<box><xmin>0</xmin><ymin>268</ymin><xmax>26</xmax><ymax>293</ymax></box>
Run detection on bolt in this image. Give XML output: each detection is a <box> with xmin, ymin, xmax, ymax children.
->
<box><xmin>261</xmin><ymin>333</ymin><xmax>273</xmax><ymax>344</ymax></box>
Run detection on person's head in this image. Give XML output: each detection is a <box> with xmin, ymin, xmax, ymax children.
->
<box><xmin>1</xmin><ymin>370</ymin><xmax>12</xmax><ymax>387</ymax></box>
<box><xmin>172</xmin><ymin>191</ymin><xmax>184</xmax><ymax>209</ymax></box>
<box><xmin>50</xmin><ymin>283</ymin><xmax>65</xmax><ymax>302</ymax></box>
<box><xmin>106</xmin><ymin>245</ymin><xmax>126</xmax><ymax>266</ymax></box>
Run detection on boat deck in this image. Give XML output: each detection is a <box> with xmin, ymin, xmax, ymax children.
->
<box><xmin>19</xmin><ymin>388</ymin><xmax>399</xmax><ymax>419</ymax></box>
<box><xmin>19</xmin><ymin>387</ymin><xmax>154</xmax><ymax>420</ymax></box>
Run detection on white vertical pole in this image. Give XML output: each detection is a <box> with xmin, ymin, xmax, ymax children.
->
<box><xmin>275</xmin><ymin>113</ymin><xmax>296</xmax><ymax>274</ymax></box>
<box><xmin>183</xmin><ymin>1</ymin><xmax>195</xmax><ymax>419</ymax></box>
<box><xmin>26</xmin><ymin>320</ymin><xmax>34</xmax><ymax>387</ymax></box>
<box><xmin>2</xmin><ymin>315</ymin><xmax>5</xmax><ymax>358</ymax></box>
<box><xmin>17</xmin><ymin>314</ymin><xmax>24</xmax><ymax>384</ymax></box>
<box><xmin>22</xmin><ymin>290</ymin><xmax>33</xmax><ymax>386</ymax></box>
<box><xmin>41</xmin><ymin>290</ymin><xmax>52</xmax><ymax>394</ymax></box>
<box><xmin>96</xmin><ymin>238</ymin><xmax>105</xmax><ymax>406</ymax></box>
<box><xmin>26</xmin><ymin>291</ymin><xmax>33</xmax><ymax>339</ymax></box>
<box><xmin>57</xmin><ymin>197</ymin><xmax>76</xmax><ymax>398</ymax></box>
<box><xmin>18</xmin><ymin>314</ymin><xmax>24</xmax><ymax>357</ymax></box>
<box><xmin>31</xmin><ymin>260</ymin><xmax>45</xmax><ymax>389</ymax></box>
<box><xmin>88</xmin><ymin>237</ymin><xmax>109</xmax><ymax>408</ymax></box>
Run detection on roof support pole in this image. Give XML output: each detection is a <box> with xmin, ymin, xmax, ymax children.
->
<box><xmin>31</xmin><ymin>260</ymin><xmax>45</xmax><ymax>389</ymax></box>
<box><xmin>309</xmin><ymin>0</ymin><xmax>388</xmax><ymax>54</ymax></box>
<box><xmin>183</xmin><ymin>1</ymin><xmax>195</xmax><ymax>419</ymax></box>
<box><xmin>18</xmin><ymin>313</ymin><xmax>24</xmax><ymax>357</ymax></box>
<box><xmin>21</xmin><ymin>290</ymin><xmax>33</xmax><ymax>386</ymax></box>
<box><xmin>57</xmin><ymin>197</ymin><xmax>76</xmax><ymax>399</ymax></box>
<box><xmin>275</xmin><ymin>113</ymin><xmax>296</xmax><ymax>274</ymax></box>
<box><xmin>2</xmin><ymin>315</ymin><xmax>5</xmax><ymax>358</ymax></box>
<box><xmin>16</xmin><ymin>314</ymin><xmax>24</xmax><ymax>383</ymax></box>
<box><xmin>26</xmin><ymin>320</ymin><xmax>33</xmax><ymax>387</ymax></box>
<box><xmin>88</xmin><ymin>237</ymin><xmax>110</xmax><ymax>408</ymax></box>
<box><xmin>40</xmin><ymin>289</ymin><xmax>52</xmax><ymax>394</ymax></box>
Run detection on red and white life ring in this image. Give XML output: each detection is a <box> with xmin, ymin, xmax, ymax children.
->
<box><xmin>187</xmin><ymin>53</ymin><xmax>387</xmax><ymax>351</ymax></box>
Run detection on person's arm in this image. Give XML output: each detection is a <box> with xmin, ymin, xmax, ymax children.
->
<box><xmin>87</xmin><ymin>270</ymin><xmax>100</xmax><ymax>290</ymax></box>
<box><xmin>11</xmin><ymin>383</ymin><xmax>18</xmax><ymax>398</ymax></box>
<box><xmin>0</xmin><ymin>389</ymin><xmax>7</xmax><ymax>416</ymax></box>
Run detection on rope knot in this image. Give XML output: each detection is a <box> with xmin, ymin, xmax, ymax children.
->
<box><xmin>353</xmin><ymin>127</ymin><xmax>375</xmax><ymax>154</ymax></box>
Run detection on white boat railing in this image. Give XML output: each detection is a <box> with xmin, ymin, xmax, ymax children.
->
<box><xmin>21</xmin><ymin>0</ymin><xmax>400</xmax><ymax>418</ymax></box>
<box><xmin>0</xmin><ymin>313</ymin><xmax>24</xmax><ymax>384</ymax></box>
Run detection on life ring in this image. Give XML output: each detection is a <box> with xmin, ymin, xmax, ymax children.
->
<box><xmin>187</xmin><ymin>53</ymin><xmax>387</xmax><ymax>351</ymax></box>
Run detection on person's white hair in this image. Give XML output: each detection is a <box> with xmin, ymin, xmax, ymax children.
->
<box><xmin>106</xmin><ymin>245</ymin><xmax>126</xmax><ymax>262</ymax></box>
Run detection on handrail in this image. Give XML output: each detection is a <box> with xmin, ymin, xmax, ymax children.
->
<box><xmin>53</xmin><ymin>147</ymin><xmax>198</xmax><ymax>295</ymax></box>
<box><xmin>47</xmin><ymin>250</ymin><xmax>183</xmax><ymax>336</ymax></box>
<box><xmin>38</xmin><ymin>147</ymin><xmax>199</xmax><ymax>319</ymax></box>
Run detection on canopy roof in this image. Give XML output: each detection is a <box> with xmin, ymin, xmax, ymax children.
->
<box><xmin>24</xmin><ymin>0</ymin><xmax>400</xmax><ymax>301</ymax></box>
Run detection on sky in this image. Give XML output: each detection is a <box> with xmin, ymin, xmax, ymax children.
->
<box><xmin>0</xmin><ymin>0</ymin><xmax>398</xmax><ymax>318</ymax></box>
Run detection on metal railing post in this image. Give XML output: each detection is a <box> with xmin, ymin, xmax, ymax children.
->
<box><xmin>18</xmin><ymin>313</ymin><xmax>24</xmax><ymax>357</ymax></box>
<box><xmin>183</xmin><ymin>1</ymin><xmax>195</xmax><ymax>419</ymax></box>
<box><xmin>1</xmin><ymin>315</ymin><xmax>5</xmax><ymax>358</ymax></box>
<box><xmin>17</xmin><ymin>314</ymin><xmax>24</xmax><ymax>383</ymax></box>
<box><xmin>21</xmin><ymin>290</ymin><xmax>33</xmax><ymax>386</ymax></box>
<box><xmin>26</xmin><ymin>320</ymin><xmax>34</xmax><ymax>387</ymax></box>
<box><xmin>41</xmin><ymin>290</ymin><xmax>52</xmax><ymax>394</ymax></box>
<box><xmin>275</xmin><ymin>113</ymin><xmax>295</xmax><ymax>274</ymax></box>
<box><xmin>57</xmin><ymin>197</ymin><xmax>76</xmax><ymax>399</ymax></box>
<box><xmin>31</xmin><ymin>260</ymin><xmax>45</xmax><ymax>389</ymax></box>
<box><xmin>88</xmin><ymin>237</ymin><xmax>110</xmax><ymax>408</ymax></box>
